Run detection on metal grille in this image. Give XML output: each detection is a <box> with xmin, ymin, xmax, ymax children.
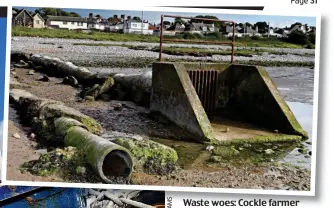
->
<box><xmin>188</xmin><ymin>70</ymin><xmax>218</xmax><ymax>113</ymax></box>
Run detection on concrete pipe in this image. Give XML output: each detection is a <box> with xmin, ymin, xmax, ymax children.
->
<box><xmin>64</xmin><ymin>126</ymin><xmax>133</xmax><ymax>183</ymax></box>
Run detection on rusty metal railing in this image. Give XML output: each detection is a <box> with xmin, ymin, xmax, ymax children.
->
<box><xmin>159</xmin><ymin>14</ymin><xmax>236</xmax><ymax>63</ymax></box>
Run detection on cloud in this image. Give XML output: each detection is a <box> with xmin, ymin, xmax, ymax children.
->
<box><xmin>269</xmin><ymin>19</ymin><xmax>299</xmax><ymax>28</ymax></box>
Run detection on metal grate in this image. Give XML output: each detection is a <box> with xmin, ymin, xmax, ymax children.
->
<box><xmin>188</xmin><ymin>70</ymin><xmax>218</xmax><ymax>113</ymax></box>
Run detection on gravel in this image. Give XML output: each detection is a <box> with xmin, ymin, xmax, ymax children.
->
<box><xmin>12</xmin><ymin>37</ymin><xmax>315</xmax><ymax>64</ymax></box>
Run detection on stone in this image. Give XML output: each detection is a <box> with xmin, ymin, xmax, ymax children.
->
<box><xmin>308</xmin><ymin>151</ymin><xmax>312</xmax><ymax>156</ymax></box>
<box><xmin>297</xmin><ymin>148</ymin><xmax>307</xmax><ymax>154</ymax></box>
<box><xmin>209</xmin><ymin>156</ymin><xmax>222</xmax><ymax>163</ymax></box>
<box><xmin>29</xmin><ymin>133</ymin><xmax>36</xmax><ymax>139</ymax></box>
<box><xmin>206</xmin><ymin>145</ymin><xmax>214</xmax><ymax>152</ymax></box>
<box><xmin>63</xmin><ymin>76</ymin><xmax>78</xmax><ymax>87</ymax></box>
<box><xmin>38</xmin><ymin>75</ymin><xmax>50</xmax><ymax>82</ymax></box>
<box><xmin>113</xmin><ymin>103</ymin><xmax>123</xmax><ymax>111</ymax></box>
<box><xmin>265</xmin><ymin>149</ymin><xmax>275</xmax><ymax>154</ymax></box>
<box><xmin>243</xmin><ymin>143</ymin><xmax>251</xmax><ymax>148</ymax></box>
<box><xmin>35</xmin><ymin>149</ymin><xmax>48</xmax><ymax>155</ymax></box>
<box><xmin>28</xmin><ymin>70</ymin><xmax>35</xmax><ymax>75</ymax></box>
<box><xmin>75</xmin><ymin>166</ymin><xmax>86</xmax><ymax>175</ymax></box>
<box><xmin>12</xmin><ymin>133</ymin><xmax>20</xmax><ymax>139</ymax></box>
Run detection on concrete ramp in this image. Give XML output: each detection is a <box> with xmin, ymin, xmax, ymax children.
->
<box><xmin>150</xmin><ymin>62</ymin><xmax>308</xmax><ymax>144</ymax></box>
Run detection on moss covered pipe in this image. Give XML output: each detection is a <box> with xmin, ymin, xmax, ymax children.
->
<box><xmin>64</xmin><ymin>125</ymin><xmax>133</xmax><ymax>183</ymax></box>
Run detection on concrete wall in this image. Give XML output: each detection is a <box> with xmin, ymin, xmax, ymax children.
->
<box><xmin>215</xmin><ymin>64</ymin><xmax>307</xmax><ymax>138</ymax></box>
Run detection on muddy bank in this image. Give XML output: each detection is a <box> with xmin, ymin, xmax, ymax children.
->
<box><xmin>7</xmin><ymin>62</ymin><xmax>312</xmax><ymax>190</ymax></box>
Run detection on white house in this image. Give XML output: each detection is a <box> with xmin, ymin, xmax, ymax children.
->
<box><xmin>107</xmin><ymin>23</ymin><xmax>124</xmax><ymax>32</ymax></box>
<box><xmin>46</xmin><ymin>15</ymin><xmax>88</xmax><ymax>30</ymax></box>
<box><xmin>123</xmin><ymin>18</ymin><xmax>151</xmax><ymax>34</ymax></box>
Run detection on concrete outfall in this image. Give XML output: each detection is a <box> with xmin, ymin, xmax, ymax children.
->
<box><xmin>9</xmin><ymin>89</ymin><xmax>134</xmax><ymax>183</ymax></box>
<box><xmin>113</xmin><ymin>72</ymin><xmax>152</xmax><ymax>106</ymax></box>
<box><xmin>150</xmin><ymin>62</ymin><xmax>308</xmax><ymax>143</ymax></box>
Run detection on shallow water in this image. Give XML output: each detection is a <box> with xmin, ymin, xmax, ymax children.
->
<box><xmin>280</xmin><ymin>101</ymin><xmax>313</xmax><ymax>169</ymax></box>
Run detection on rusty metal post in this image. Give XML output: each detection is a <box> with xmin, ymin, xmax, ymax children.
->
<box><xmin>231</xmin><ymin>22</ymin><xmax>235</xmax><ymax>63</ymax></box>
<box><xmin>159</xmin><ymin>15</ymin><xmax>164</xmax><ymax>62</ymax></box>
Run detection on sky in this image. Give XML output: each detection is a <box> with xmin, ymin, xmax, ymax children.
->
<box><xmin>17</xmin><ymin>7</ymin><xmax>317</xmax><ymax>28</ymax></box>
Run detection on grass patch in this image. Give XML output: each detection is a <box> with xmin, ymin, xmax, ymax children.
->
<box><xmin>13</xmin><ymin>26</ymin><xmax>308</xmax><ymax>49</ymax></box>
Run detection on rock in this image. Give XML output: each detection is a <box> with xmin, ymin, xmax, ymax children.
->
<box><xmin>75</xmin><ymin>166</ymin><xmax>86</xmax><ymax>175</ymax></box>
<box><xmin>297</xmin><ymin>148</ymin><xmax>307</xmax><ymax>154</ymax></box>
<box><xmin>29</xmin><ymin>133</ymin><xmax>36</xmax><ymax>139</ymax></box>
<box><xmin>274</xmin><ymin>129</ymin><xmax>279</xmax><ymax>133</ymax></box>
<box><xmin>28</xmin><ymin>70</ymin><xmax>35</xmax><ymax>75</ymax></box>
<box><xmin>11</xmin><ymin>72</ymin><xmax>16</xmax><ymax>75</ymax></box>
<box><xmin>209</xmin><ymin>156</ymin><xmax>222</xmax><ymax>163</ymax></box>
<box><xmin>306</xmin><ymin>141</ymin><xmax>312</xmax><ymax>145</ymax></box>
<box><xmin>221</xmin><ymin>127</ymin><xmax>230</xmax><ymax>133</ymax></box>
<box><xmin>113</xmin><ymin>103</ymin><xmax>123</xmax><ymax>111</ymax></box>
<box><xmin>238</xmin><ymin>147</ymin><xmax>244</xmax><ymax>151</ymax></box>
<box><xmin>62</xmin><ymin>76</ymin><xmax>78</xmax><ymax>87</ymax></box>
<box><xmin>243</xmin><ymin>143</ymin><xmax>251</xmax><ymax>148</ymax></box>
<box><xmin>308</xmin><ymin>151</ymin><xmax>312</xmax><ymax>156</ymax></box>
<box><xmin>58</xmin><ymin>46</ymin><xmax>64</xmax><ymax>49</ymax></box>
<box><xmin>265</xmin><ymin>149</ymin><xmax>275</xmax><ymax>154</ymax></box>
<box><xmin>35</xmin><ymin>149</ymin><xmax>48</xmax><ymax>155</ymax></box>
<box><xmin>84</xmin><ymin>96</ymin><xmax>94</xmax><ymax>102</ymax></box>
<box><xmin>305</xmin><ymin>155</ymin><xmax>311</xmax><ymax>159</ymax></box>
<box><xmin>38</xmin><ymin>75</ymin><xmax>50</xmax><ymax>82</ymax></box>
<box><xmin>12</xmin><ymin>133</ymin><xmax>20</xmax><ymax>139</ymax></box>
<box><xmin>206</xmin><ymin>145</ymin><xmax>214</xmax><ymax>152</ymax></box>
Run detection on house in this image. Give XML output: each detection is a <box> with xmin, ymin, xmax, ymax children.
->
<box><xmin>87</xmin><ymin>13</ymin><xmax>112</xmax><ymax>31</ymax></box>
<box><xmin>46</xmin><ymin>15</ymin><xmax>88</xmax><ymax>30</ymax></box>
<box><xmin>32</xmin><ymin>13</ymin><xmax>45</xmax><ymax>28</ymax></box>
<box><xmin>185</xmin><ymin>22</ymin><xmax>215</xmax><ymax>34</ymax></box>
<box><xmin>123</xmin><ymin>16</ymin><xmax>151</xmax><ymax>34</ymax></box>
<box><xmin>166</xmin><ymin>23</ymin><xmax>185</xmax><ymax>33</ymax></box>
<box><xmin>238</xmin><ymin>26</ymin><xmax>261</xmax><ymax>36</ymax></box>
<box><xmin>268</xmin><ymin>27</ymin><xmax>282</xmax><ymax>37</ymax></box>
<box><xmin>12</xmin><ymin>8</ymin><xmax>45</xmax><ymax>28</ymax></box>
<box><xmin>220</xmin><ymin>25</ymin><xmax>242</xmax><ymax>37</ymax></box>
<box><xmin>12</xmin><ymin>9</ymin><xmax>34</xmax><ymax>27</ymax></box>
<box><xmin>105</xmin><ymin>14</ymin><xmax>125</xmax><ymax>32</ymax></box>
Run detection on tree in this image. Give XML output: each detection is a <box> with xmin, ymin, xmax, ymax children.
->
<box><xmin>34</xmin><ymin>8</ymin><xmax>80</xmax><ymax>19</ymax></box>
<box><xmin>133</xmin><ymin>16</ymin><xmax>142</xmax><ymax>22</ymax></box>
<box><xmin>287</xmin><ymin>30</ymin><xmax>309</xmax><ymax>45</ymax></box>
<box><xmin>308</xmin><ymin>32</ymin><xmax>316</xmax><ymax>45</ymax></box>
<box><xmin>245</xmin><ymin>22</ymin><xmax>253</xmax><ymax>27</ymax></box>
<box><xmin>254</xmin><ymin>21</ymin><xmax>268</xmax><ymax>33</ymax></box>
<box><xmin>163</xmin><ymin>21</ymin><xmax>171</xmax><ymax>25</ymax></box>
<box><xmin>69</xmin><ymin>12</ymin><xmax>81</xmax><ymax>17</ymax></box>
<box><xmin>290</xmin><ymin>22</ymin><xmax>302</xmax><ymax>29</ymax></box>
<box><xmin>174</xmin><ymin>17</ymin><xmax>186</xmax><ymax>25</ymax></box>
<box><xmin>192</xmin><ymin>15</ymin><xmax>221</xmax><ymax>27</ymax></box>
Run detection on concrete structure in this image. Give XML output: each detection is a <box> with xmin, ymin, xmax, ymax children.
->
<box><xmin>46</xmin><ymin>16</ymin><xmax>88</xmax><ymax>30</ymax></box>
<box><xmin>151</xmin><ymin>63</ymin><xmax>308</xmax><ymax>143</ymax></box>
